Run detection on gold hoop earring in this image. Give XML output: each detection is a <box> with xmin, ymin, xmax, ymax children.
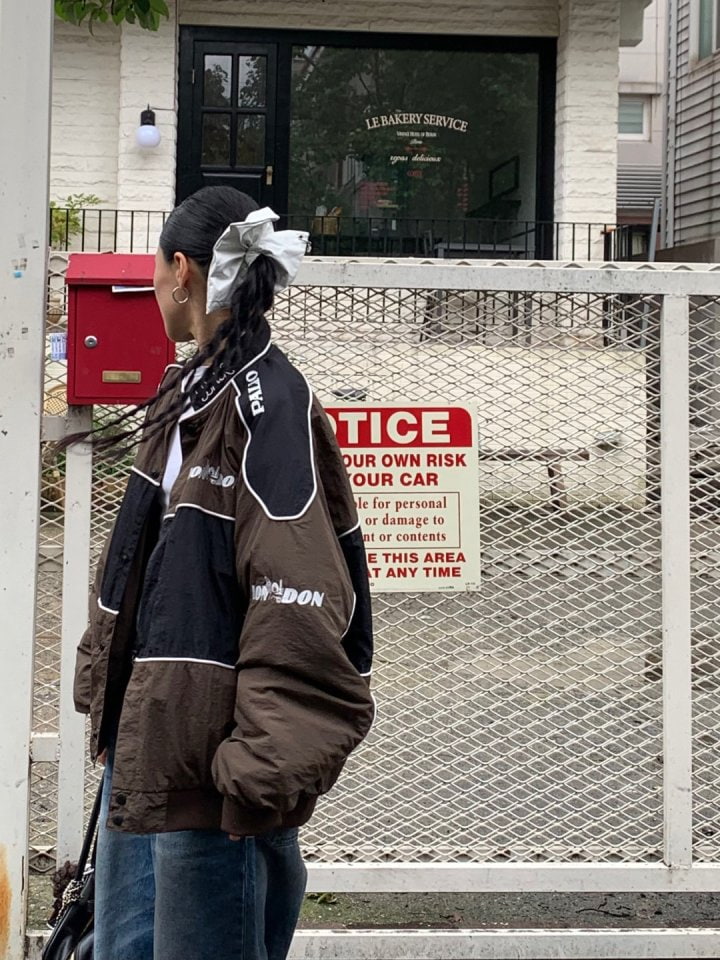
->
<box><xmin>172</xmin><ymin>286</ymin><xmax>190</xmax><ymax>304</ymax></box>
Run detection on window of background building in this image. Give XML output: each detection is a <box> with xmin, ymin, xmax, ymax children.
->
<box><xmin>618</xmin><ymin>95</ymin><xmax>650</xmax><ymax>138</ymax></box>
<box><xmin>698</xmin><ymin>0</ymin><xmax>720</xmax><ymax>60</ymax></box>
<box><xmin>288</xmin><ymin>46</ymin><xmax>540</xmax><ymax>247</ymax></box>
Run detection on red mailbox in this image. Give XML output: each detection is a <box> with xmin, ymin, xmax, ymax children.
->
<box><xmin>66</xmin><ymin>253</ymin><xmax>176</xmax><ymax>405</ymax></box>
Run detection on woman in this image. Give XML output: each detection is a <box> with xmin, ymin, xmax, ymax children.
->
<box><xmin>70</xmin><ymin>186</ymin><xmax>374</xmax><ymax>960</ymax></box>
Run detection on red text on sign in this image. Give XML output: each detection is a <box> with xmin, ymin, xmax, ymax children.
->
<box><xmin>325</xmin><ymin>407</ymin><xmax>473</xmax><ymax>448</ymax></box>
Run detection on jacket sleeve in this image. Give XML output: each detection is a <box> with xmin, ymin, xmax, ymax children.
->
<box><xmin>73</xmin><ymin>627</ymin><xmax>92</xmax><ymax>715</ymax></box>
<box><xmin>73</xmin><ymin>536</ymin><xmax>114</xmax><ymax>715</ymax></box>
<box><xmin>211</xmin><ymin>498</ymin><xmax>375</xmax><ymax>825</ymax></box>
<box><xmin>311</xmin><ymin>403</ymin><xmax>374</xmax><ymax>679</ymax></box>
<box><xmin>73</xmin><ymin>556</ymin><xmax>105</xmax><ymax>715</ymax></box>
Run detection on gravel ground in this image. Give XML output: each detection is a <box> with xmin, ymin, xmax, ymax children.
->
<box><xmin>298</xmin><ymin>892</ymin><xmax>720</xmax><ymax>930</ymax></box>
<box><xmin>27</xmin><ymin>884</ymin><xmax>720</xmax><ymax>933</ymax></box>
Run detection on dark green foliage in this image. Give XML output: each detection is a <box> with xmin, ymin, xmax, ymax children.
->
<box><xmin>55</xmin><ymin>0</ymin><xmax>170</xmax><ymax>32</ymax></box>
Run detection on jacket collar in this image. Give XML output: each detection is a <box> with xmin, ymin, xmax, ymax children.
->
<box><xmin>132</xmin><ymin>330</ymin><xmax>274</xmax><ymax>483</ymax></box>
<box><xmin>185</xmin><ymin>331</ymin><xmax>273</xmax><ymax>418</ymax></box>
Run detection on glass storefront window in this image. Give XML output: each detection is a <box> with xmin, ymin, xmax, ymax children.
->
<box><xmin>289</xmin><ymin>46</ymin><xmax>540</xmax><ymax>252</ymax></box>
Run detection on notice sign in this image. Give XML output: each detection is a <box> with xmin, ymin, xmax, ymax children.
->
<box><xmin>325</xmin><ymin>404</ymin><xmax>480</xmax><ymax>592</ymax></box>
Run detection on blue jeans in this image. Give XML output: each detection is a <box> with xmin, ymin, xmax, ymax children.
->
<box><xmin>94</xmin><ymin>751</ymin><xmax>307</xmax><ymax>960</ymax></box>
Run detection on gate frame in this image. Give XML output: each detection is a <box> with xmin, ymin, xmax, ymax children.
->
<box><xmin>27</xmin><ymin>259</ymin><xmax>720</xmax><ymax>958</ymax></box>
<box><xmin>0</xmin><ymin>3</ymin><xmax>54</xmax><ymax>959</ymax></box>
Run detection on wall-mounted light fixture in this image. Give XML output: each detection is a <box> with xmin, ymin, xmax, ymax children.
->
<box><xmin>135</xmin><ymin>105</ymin><xmax>161</xmax><ymax>148</ymax></box>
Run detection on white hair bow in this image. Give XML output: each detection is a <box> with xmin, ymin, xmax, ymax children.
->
<box><xmin>206</xmin><ymin>207</ymin><xmax>309</xmax><ymax>314</ymax></box>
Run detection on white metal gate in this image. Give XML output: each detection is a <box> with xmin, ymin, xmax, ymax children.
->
<box><xmin>22</xmin><ymin>258</ymin><xmax>720</xmax><ymax>958</ymax></box>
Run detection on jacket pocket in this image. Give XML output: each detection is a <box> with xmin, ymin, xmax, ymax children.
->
<box><xmin>113</xmin><ymin>659</ymin><xmax>237</xmax><ymax>792</ymax></box>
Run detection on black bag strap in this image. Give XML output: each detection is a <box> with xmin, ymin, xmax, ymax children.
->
<box><xmin>76</xmin><ymin>780</ymin><xmax>103</xmax><ymax>878</ymax></box>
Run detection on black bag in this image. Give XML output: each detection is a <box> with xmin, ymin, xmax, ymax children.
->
<box><xmin>42</xmin><ymin>782</ymin><xmax>103</xmax><ymax>960</ymax></box>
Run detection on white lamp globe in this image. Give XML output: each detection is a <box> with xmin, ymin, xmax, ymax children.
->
<box><xmin>136</xmin><ymin>123</ymin><xmax>161</xmax><ymax>148</ymax></box>
<box><xmin>136</xmin><ymin>107</ymin><xmax>161</xmax><ymax>148</ymax></box>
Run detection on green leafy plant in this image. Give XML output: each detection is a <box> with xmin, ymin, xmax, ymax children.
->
<box><xmin>55</xmin><ymin>0</ymin><xmax>170</xmax><ymax>31</ymax></box>
<box><xmin>49</xmin><ymin>193</ymin><xmax>102</xmax><ymax>249</ymax></box>
<box><xmin>306</xmin><ymin>893</ymin><xmax>338</xmax><ymax>905</ymax></box>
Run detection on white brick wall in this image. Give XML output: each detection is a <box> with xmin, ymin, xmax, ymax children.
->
<box><xmin>555</xmin><ymin>0</ymin><xmax>621</xmax><ymax>255</ymax></box>
<box><xmin>178</xmin><ymin>0</ymin><xmax>558</xmax><ymax>35</ymax></box>
<box><xmin>50</xmin><ymin>19</ymin><xmax>121</xmax><ymax>205</ymax></box>
<box><xmin>116</xmin><ymin>6</ymin><xmax>178</xmax><ymax>216</ymax></box>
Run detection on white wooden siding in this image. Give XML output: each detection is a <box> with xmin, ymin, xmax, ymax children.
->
<box><xmin>668</xmin><ymin>0</ymin><xmax>720</xmax><ymax>246</ymax></box>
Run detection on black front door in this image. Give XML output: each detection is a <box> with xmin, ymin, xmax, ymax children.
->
<box><xmin>177</xmin><ymin>39</ymin><xmax>278</xmax><ymax>205</ymax></box>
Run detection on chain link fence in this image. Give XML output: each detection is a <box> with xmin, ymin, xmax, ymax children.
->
<box><xmin>274</xmin><ymin>282</ymin><xmax>666</xmax><ymax>865</ymax></box>
<box><xmin>688</xmin><ymin>296</ymin><xmax>720</xmax><ymax>862</ymax></box>
<box><xmin>31</xmin><ymin>253</ymin><xmax>70</xmax><ymax>879</ymax></box>
<box><xmin>32</xmin><ymin>258</ymin><xmax>720</xmax><ymax>915</ymax></box>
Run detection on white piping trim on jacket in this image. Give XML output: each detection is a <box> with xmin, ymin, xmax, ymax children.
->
<box><xmin>338</xmin><ymin>520</ymin><xmax>361</xmax><ymax>539</ymax></box>
<box><xmin>370</xmin><ymin>691</ymin><xmax>378</xmax><ymax>725</ymax></box>
<box><xmin>164</xmin><ymin>502</ymin><xmax>234</xmax><ymax>523</ymax></box>
<box><xmin>234</xmin><ymin>369</ymin><xmax>317</xmax><ymax>521</ymax></box>
<box><xmin>360</xmin><ymin>670</ymin><xmax>372</xmax><ymax>677</ymax></box>
<box><xmin>342</xmin><ymin>592</ymin><xmax>357</xmax><ymax>639</ymax></box>
<box><xmin>97</xmin><ymin>599</ymin><xmax>119</xmax><ymax>616</ymax></box>
<box><xmin>134</xmin><ymin>656</ymin><xmax>235</xmax><ymax>671</ymax></box>
<box><xmin>131</xmin><ymin>466</ymin><xmax>160</xmax><ymax>487</ymax></box>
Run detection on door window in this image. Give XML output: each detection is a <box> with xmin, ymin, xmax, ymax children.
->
<box><xmin>238</xmin><ymin>55</ymin><xmax>267</xmax><ymax>108</ymax></box>
<box><xmin>204</xmin><ymin>55</ymin><xmax>232</xmax><ymax>107</ymax></box>
<box><xmin>199</xmin><ymin>52</ymin><xmax>268</xmax><ymax>169</ymax></box>
<box><xmin>202</xmin><ymin>113</ymin><xmax>231</xmax><ymax>165</ymax></box>
<box><xmin>236</xmin><ymin>115</ymin><xmax>266</xmax><ymax>165</ymax></box>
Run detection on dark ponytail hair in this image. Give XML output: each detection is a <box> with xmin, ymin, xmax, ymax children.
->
<box><xmin>56</xmin><ymin>186</ymin><xmax>278</xmax><ymax>455</ymax></box>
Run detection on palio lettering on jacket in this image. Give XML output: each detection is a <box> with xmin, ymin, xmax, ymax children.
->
<box><xmin>246</xmin><ymin>369</ymin><xmax>265</xmax><ymax>415</ymax></box>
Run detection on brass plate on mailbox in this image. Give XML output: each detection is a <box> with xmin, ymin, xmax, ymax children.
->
<box><xmin>102</xmin><ymin>370</ymin><xmax>142</xmax><ymax>384</ymax></box>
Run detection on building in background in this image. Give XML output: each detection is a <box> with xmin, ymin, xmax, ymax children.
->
<box><xmin>662</xmin><ymin>0</ymin><xmax>720</xmax><ymax>260</ymax></box>
<box><xmin>50</xmin><ymin>0</ymin><xmax>652</xmax><ymax>260</ymax></box>
<box><xmin>617</xmin><ymin>0</ymin><xmax>666</xmax><ymax>256</ymax></box>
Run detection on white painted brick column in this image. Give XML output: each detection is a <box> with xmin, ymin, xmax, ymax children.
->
<box><xmin>554</xmin><ymin>0</ymin><xmax>620</xmax><ymax>259</ymax></box>
<box><xmin>116</xmin><ymin>0</ymin><xmax>178</xmax><ymax>250</ymax></box>
<box><xmin>51</xmin><ymin>20</ymin><xmax>121</xmax><ymax>207</ymax></box>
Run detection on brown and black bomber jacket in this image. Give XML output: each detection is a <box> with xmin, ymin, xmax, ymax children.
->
<box><xmin>73</xmin><ymin>332</ymin><xmax>375</xmax><ymax>836</ymax></box>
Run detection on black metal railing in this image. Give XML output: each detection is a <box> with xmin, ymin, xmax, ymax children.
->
<box><xmin>604</xmin><ymin>223</ymin><xmax>655</xmax><ymax>262</ymax></box>
<box><xmin>49</xmin><ymin>207</ymin><xmax>654</xmax><ymax>262</ymax></box>
<box><xmin>49</xmin><ymin>207</ymin><xmax>170</xmax><ymax>255</ymax></box>
<box><xmin>289</xmin><ymin>215</ymin><xmax>558</xmax><ymax>259</ymax></box>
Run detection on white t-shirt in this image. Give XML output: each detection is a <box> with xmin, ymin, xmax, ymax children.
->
<box><xmin>161</xmin><ymin>368</ymin><xmax>206</xmax><ymax>512</ymax></box>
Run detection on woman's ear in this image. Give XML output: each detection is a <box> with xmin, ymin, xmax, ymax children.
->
<box><xmin>173</xmin><ymin>252</ymin><xmax>190</xmax><ymax>289</ymax></box>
